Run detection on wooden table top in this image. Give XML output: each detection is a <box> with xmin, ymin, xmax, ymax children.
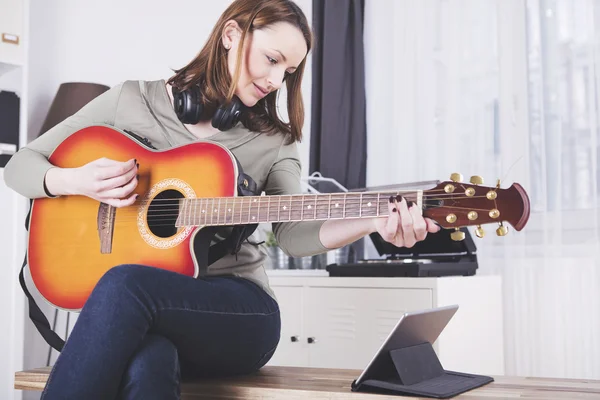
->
<box><xmin>15</xmin><ymin>365</ymin><xmax>600</xmax><ymax>399</ymax></box>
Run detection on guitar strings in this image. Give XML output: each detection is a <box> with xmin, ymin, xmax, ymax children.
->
<box><xmin>39</xmin><ymin>193</ymin><xmax>500</xmax><ymax>226</ymax></box>
<box><xmin>119</xmin><ymin>187</ymin><xmax>490</xmax><ymax>205</ymax></box>
<box><xmin>41</xmin><ymin>202</ymin><xmax>500</xmax><ymax>229</ymax></box>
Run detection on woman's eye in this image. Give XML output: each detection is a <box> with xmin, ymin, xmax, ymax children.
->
<box><xmin>267</xmin><ymin>56</ymin><xmax>277</xmax><ymax>65</ymax></box>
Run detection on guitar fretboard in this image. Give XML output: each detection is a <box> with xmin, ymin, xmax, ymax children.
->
<box><xmin>175</xmin><ymin>191</ymin><xmax>422</xmax><ymax>227</ymax></box>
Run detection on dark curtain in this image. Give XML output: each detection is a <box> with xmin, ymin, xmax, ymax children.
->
<box><xmin>310</xmin><ymin>0</ymin><xmax>367</xmax><ymax>263</ymax></box>
<box><xmin>310</xmin><ymin>0</ymin><xmax>367</xmax><ymax>191</ymax></box>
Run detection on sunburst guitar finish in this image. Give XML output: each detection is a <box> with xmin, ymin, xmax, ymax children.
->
<box><xmin>27</xmin><ymin>125</ymin><xmax>237</xmax><ymax>311</ymax></box>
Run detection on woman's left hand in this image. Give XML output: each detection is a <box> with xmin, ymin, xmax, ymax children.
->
<box><xmin>372</xmin><ymin>195</ymin><xmax>441</xmax><ymax>248</ymax></box>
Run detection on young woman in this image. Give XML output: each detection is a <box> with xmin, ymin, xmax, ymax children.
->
<box><xmin>4</xmin><ymin>0</ymin><xmax>439</xmax><ymax>398</ymax></box>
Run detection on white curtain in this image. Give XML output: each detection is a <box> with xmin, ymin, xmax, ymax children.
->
<box><xmin>365</xmin><ymin>0</ymin><xmax>600</xmax><ymax>379</ymax></box>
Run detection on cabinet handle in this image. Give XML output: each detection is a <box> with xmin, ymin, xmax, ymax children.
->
<box><xmin>307</xmin><ymin>337</ymin><xmax>317</xmax><ymax>344</ymax></box>
<box><xmin>2</xmin><ymin>33</ymin><xmax>20</xmax><ymax>45</ymax></box>
<box><xmin>290</xmin><ymin>335</ymin><xmax>299</xmax><ymax>342</ymax></box>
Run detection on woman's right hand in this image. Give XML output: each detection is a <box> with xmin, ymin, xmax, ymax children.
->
<box><xmin>45</xmin><ymin>158</ymin><xmax>139</xmax><ymax>207</ymax></box>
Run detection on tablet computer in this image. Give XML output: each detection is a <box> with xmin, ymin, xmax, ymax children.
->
<box><xmin>353</xmin><ymin>304</ymin><xmax>459</xmax><ymax>387</ymax></box>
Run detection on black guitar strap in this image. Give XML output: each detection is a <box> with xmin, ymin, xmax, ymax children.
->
<box><xmin>19</xmin><ymin>199</ymin><xmax>66</xmax><ymax>352</ymax></box>
<box><xmin>19</xmin><ymin>137</ymin><xmax>261</xmax><ymax>353</ymax></box>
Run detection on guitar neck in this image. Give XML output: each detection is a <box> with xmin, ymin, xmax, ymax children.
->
<box><xmin>175</xmin><ymin>191</ymin><xmax>427</xmax><ymax>227</ymax></box>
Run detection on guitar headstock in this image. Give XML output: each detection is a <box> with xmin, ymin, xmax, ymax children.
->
<box><xmin>424</xmin><ymin>173</ymin><xmax>530</xmax><ymax>241</ymax></box>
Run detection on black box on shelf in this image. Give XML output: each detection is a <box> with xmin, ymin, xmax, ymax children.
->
<box><xmin>327</xmin><ymin>227</ymin><xmax>479</xmax><ymax>278</ymax></box>
<box><xmin>0</xmin><ymin>90</ymin><xmax>20</xmax><ymax>167</ymax></box>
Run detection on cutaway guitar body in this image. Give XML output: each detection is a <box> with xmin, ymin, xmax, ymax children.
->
<box><xmin>28</xmin><ymin>125</ymin><xmax>238</xmax><ymax>311</ymax></box>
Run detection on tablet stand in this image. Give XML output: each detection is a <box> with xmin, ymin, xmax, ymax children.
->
<box><xmin>351</xmin><ymin>341</ymin><xmax>494</xmax><ymax>398</ymax></box>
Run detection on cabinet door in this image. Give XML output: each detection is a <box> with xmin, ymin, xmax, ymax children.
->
<box><xmin>266</xmin><ymin>286</ymin><xmax>309</xmax><ymax>367</ymax></box>
<box><xmin>304</xmin><ymin>287</ymin><xmax>432</xmax><ymax>369</ymax></box>
<box><xmin>0</xmin><ymin>0</ymin><xmax>24</xmax><ymax>65</ymax></box>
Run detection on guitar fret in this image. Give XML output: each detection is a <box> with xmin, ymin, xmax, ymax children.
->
<box><xmin>258</xmin><ymin>196</ymin><xmax>265</xmax><ymax>223</ymax></box>
<box><xmin>251</xmin><ymin>197</ymin><xmax>258</xmax><ymax>223</ymax></box>
<box><xmin>217</xmin><ymin>198</ymin><xmax>222</xmax><ymax>225</ymax></box>
<box><xmin>232</xmin><ymin>197</ymin><xmax>236</xmax><ymax>225</ymax></box>
<box><xmin>221</xmin><ymin>198</ymin><xmax>226</xmax><ymax>225</ymax></box>
<box><xmin>289</xmin><ymin>195</ymin><xmax>300</xmax><ymax>221</ymax></box>
<box><xmin>315</xmin><ymin>195</ymin><xmax>325</xmax><ymax>219</ymax></box>
<box><xmin>198</xmin><ymin>198</ymin><xmax>202</xmax><ymax>225</ymax></box>
<box><xmin>358</xmin><ymin>193</ymin><xmax>362</xmax><ymax>218</ymax></box>
<box><xmin>240</xmin><ymin>197</ymin><xmax>246</xmax><ymax>224</ymax></box>
<box><xmin>267</xmin><ymin>197</ymin><xmax>272</xmax><ymax>222</ymax></box>
<box><xmin>221</xmin><ymin>197</ymin><xmax>225</xmax><ymax>225</ymax></box>
<box><xmin>277</xmin><ymin>196</ymin><xmax>281</xmax><ymax>221</ymax></box>
<box><xmin>248</xmin><ymin>197</ymin><xmax>254</xmax><ymax>223</ymax></box>
<box><xmin>196</xmin><ymin>198</ymin><xmax>200</xmax><ymax>226</ymax></box>
<box><xmin>192</xmin><ymin>198</ymin><xmax>196</xmax><ymax>226</ymax></box>
<box><xmin>227</xmin><ymin>198</ymin><xmax>232</xmax><ymax>225</ymax></box>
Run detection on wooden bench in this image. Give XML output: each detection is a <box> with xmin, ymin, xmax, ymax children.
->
<box><xmin>15</xmin><ymin>365</ymin><xmax>600</xmax><ymax>399</ymax></box>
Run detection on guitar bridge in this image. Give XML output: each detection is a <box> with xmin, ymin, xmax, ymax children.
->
<box><xmin>97</xmin><ymin>203</ymin><xmax>116</xmax><ymax>254</ymax></box>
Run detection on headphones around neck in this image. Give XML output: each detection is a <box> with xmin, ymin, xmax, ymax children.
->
<box><xmin>172</xmin><ymin>85</ymin><xmax>245</xmax><ymax>131</ymax></box>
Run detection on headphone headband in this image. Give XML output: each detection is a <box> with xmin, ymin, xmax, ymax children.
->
<box><xmin>172</xmin><ymin>85</ymin><xmax>245</xmax><ymax>131</ymax></box>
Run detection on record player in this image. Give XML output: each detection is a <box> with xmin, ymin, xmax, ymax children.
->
<box><xmin>326</xmin><ymin>227</ymin><xmax>479</xmax><ymax>278</ymax></box>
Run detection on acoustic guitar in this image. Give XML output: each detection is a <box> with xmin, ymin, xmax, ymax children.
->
<box><xmin>26</xmin><ymin>125</ymin><xmax>530</xmax><ymax>311</ymax></box>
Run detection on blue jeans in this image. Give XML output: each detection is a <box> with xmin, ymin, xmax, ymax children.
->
<box><xmin>40</xmin><ymin>264</ymin><xmax>281</xmax><ymax>400</ymax></box>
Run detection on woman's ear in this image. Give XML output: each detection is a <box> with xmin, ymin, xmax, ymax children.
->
<box><xmin>221</xmin><ymin>20</ymin><xmax>242</xmax><ymax>51</ymax></box>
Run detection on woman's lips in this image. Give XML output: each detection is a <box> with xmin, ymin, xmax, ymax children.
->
<box><xmin>253</xmin><ymin>83</ymin><xmax>269</xmax><ymax>97</ymax></box>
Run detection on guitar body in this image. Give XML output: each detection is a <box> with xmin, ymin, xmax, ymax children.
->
<box><xmin>28</xmin><ymin>125</ymin><xmax>238</xmax><ymax>311</ymax></box>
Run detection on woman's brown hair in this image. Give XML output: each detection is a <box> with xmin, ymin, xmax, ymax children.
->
<box><xmin>167</xmin><ymin>0</ymin><xmax>312</xmax><ymax>143</ymax></box>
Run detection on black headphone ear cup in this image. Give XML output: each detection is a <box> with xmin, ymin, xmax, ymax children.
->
<box><xmin>211</xmin><ymin>97</ymin><xmax>244</xmax><ymax>131</ymax></box>
<box><xmin>172</xmin><ymin>86</ymin><xmax>203</xmax><ymax>124</ymax></box>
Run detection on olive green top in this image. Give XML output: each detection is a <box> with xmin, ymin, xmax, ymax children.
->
<box><xmin>4</xmin><ymin>79</ymin><xmax>329</xmax><ymax>300</ymax></box>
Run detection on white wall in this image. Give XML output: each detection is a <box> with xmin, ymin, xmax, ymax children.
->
<box><xmin>26</xmin><ymin>0</ymin><xmax>313</xmax><ymax>167</ymax></box>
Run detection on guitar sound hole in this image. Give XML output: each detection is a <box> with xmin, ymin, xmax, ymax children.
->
<box><xmin>147</xmin><ymin>190</ymin><xmax>184</xmax><ymax>238</ymax></box>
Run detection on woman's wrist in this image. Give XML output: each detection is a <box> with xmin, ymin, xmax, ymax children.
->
<box><xmin>320</xmin><ymin>217</ymin><xmax>379</xmax><ymax>249</ymax></box>
<box><xmin>44</xmin><ymin>167</ymin><xmax>77</xmax><ymax>197</ymax></box>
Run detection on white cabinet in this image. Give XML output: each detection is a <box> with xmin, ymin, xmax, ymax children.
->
<box><xmin>266</xmin><ymin>273</ymin><xmax>504</xmax><ymax>376</ymax></box>
<box><xmin>0</xmin><ymin>0</ymin><xmax>25</xmax><ymax>66</ymax></box>
<box><xmin>269</xmin><ymin>286</ymin><xmax>308</xmax><ymax>367</ymax></box>
<box><xmin>304</xmin><ymin>286</ymin><xmax>432</xmax><ymax>369</ymax></box>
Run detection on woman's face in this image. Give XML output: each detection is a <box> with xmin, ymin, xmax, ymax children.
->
<box><xmin>224</xmin><ymin>21</ymin><xmax>308</xmax><ymax>107</ymax></box>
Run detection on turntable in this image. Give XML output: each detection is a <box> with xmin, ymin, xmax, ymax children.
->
<box><xmin>326</xmin><ymin>227</ymin><xmax>479</xmax><ymax>278</ymax></box>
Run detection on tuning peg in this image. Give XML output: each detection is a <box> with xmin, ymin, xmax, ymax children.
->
<box><xmin>470</xmin><ymin>175</ymin><xmax>484</xmax><ymax>185</ymax></box>
<box><xmin>450</xmin><ymin>173</ymin><xmax>463</xmax><ymax>182</ymax></box>
<box><xmin>450</xmin><ymin>228</ymin><xmax>465</xmax><ymax>241</ymax></box>
<box><xmin>496</xmin><ymin>222</ymin><xmax>508</xmax><ymax>236</ymax></box>
<box><xmin>475</xmin><ymin>225</ymin><xmax>485</xmax><ymax>238</ymax></box>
